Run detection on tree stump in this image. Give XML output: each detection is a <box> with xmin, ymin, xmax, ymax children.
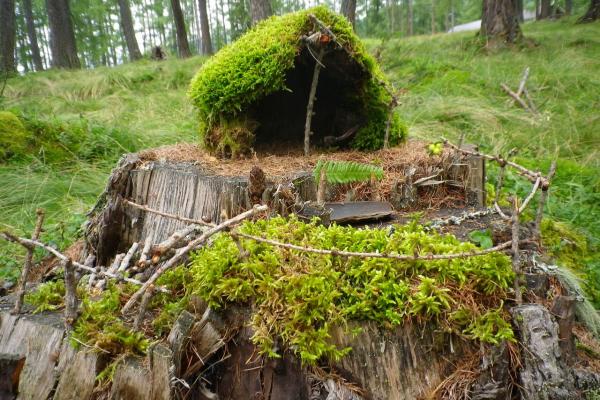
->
<box><xmin>0</xmin><ymin>353</ymin><xmax>25</xmax><ymax>400</ymax></box>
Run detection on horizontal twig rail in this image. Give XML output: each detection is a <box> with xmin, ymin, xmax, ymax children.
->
<box><xmin>125</xmin><ymin>200</ymin><xmax>513</xmax><ymax>261</ymax></box>
<box><xmin>0</xmin><ymin>232</ymin><xmax>168</xmax><ymax>292</ymax></box>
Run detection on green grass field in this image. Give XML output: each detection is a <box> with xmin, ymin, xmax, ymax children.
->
<box><xmin>1</xmin><ymin>18</ymin><xmax>598</xmax><ymax>302</ymax></box>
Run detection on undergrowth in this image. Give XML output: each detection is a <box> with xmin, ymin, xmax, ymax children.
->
<box><xmin>189</xmin><ymin>216</ymin><xmax>514</xmax><ymax>363</ymax></box>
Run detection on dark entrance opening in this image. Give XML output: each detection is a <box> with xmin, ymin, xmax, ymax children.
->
<box><xmin>250</xmin><ymin>46</ymin><xmax>369</xmax><ymax>153</ymax></box>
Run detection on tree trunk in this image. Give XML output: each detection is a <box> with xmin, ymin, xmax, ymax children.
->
<box><xmin>538</xmin><ymin>0</ymin><xmax>553</xmax><ymax>19</ymax></box>
<box><xmin>340</xmin><ymin>0</ymin><xmax>357</xmax><ymax>27</ymax></box>
<box><xmin>0</xmin><ymin>0</ymin><xmax>16</xmax><ymax>73</ymax></box>
<box><xmin>250</xmin><ymin>0</ymin><xmax>272</xmax><ymax>25</ymax></box>
<box><xmin>45</xmin><ymin>0</ymin><xmax>80</xmax><ymax>69</ymax></box>
<box><xmin>514</xmin><ymin>0</ymin><xmax>524</xmax><ymax>22</ymax></box>
<box><xmin>198</xmin><ymin>0</ymin><xmax>213</xmax><ymax>55</ymax></box>
<box><xmin>170</xmin><ymin>0</ymin><xmax>192</xmax><ymax>58</ymax></box>
<box><xmin>431</xmin><ymin>0</ymin><xmax>435</xmax><ymax>34</ymax></box>
<box><xmin>117</xmin><ymin>0</ymin><xmax>142</xmax><ymax>61</ymax></box>
<box><xmin>22</xmin><ymin>0</ymin><xmax>43</xmax><ymax>70</ymax></box>
<box><xmin>480</xmin><ymin>0</ymin><xmax>522</xmax><ymax>45</ymax></box>
<box><xmin>579</xmin><ymin>0</ymin><xmax>600</xmax><ymax>22</ymax></box>
<box><xmin>565</xmin><ymin>0</ymin><xmax>573</xmax><ymax>15</ymax></box>
<box><xmin>406</xmin><ymin>0</ymin><xmax>413</xmax><ymax>36</ymax></box>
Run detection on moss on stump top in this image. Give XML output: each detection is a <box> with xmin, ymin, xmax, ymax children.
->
<box><xmin>188</xmin><ymin>6</ymin><xmax>406</xmax><ymax>157</ymax></box>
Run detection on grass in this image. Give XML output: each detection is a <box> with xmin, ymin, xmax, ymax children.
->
<box><xmin>0</xmin><ymin>18</ymin><xmax>599</xmax><ymax>301</ymax></box>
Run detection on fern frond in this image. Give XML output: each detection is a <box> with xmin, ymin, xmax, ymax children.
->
<box><xmin>313</xmin><ymin>160</ymin><xmax>384</xmax><ymax>185</ymax></box>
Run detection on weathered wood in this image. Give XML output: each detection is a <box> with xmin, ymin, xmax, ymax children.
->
<box><xmin>0</xmin><ymin>312</ymin><xmax>64</xmax><ymax>400</ymax></box>
<box><xmin>53</xmin><ymin>349</ymin><xmax>98</xmax><ymax>400</ymax></box>
<box><xmin>326</xmin><ymin>201</ymin><xmax>394</xmax><ymax>223</ymax></box>
<box><xmin>510</xmin><ymin>304</ymin><xmax>574</xmax><ymax>399</ymax></box>
<box><xmin>109</xmin><ymin>357</ymin><xmax>152</xmax><ymax>400</ymax></box>
<box><xmin>330</xmin><ymin>321</ymin><xmax>473</xmax><ymax>399</ymax></box>
<box><xmin>149</xmin><ymin>344</ymin><xmax>173</xmax><ymax>400</ymax></box>
<box><xmin>551</xmin><ymin>295</ymin><xmax>577</xmax><ymax>363</ymax></box>
<box><xmin>167</xmin><ymin>310</ymin><xmax>196</xmax><ymax>377</ymax></box>
<box><xmin>0</xmin><ymin>353</ymin><xmax>25</xmax><ymax>399</ymax></box>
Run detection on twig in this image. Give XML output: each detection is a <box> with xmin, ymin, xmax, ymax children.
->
<box><xmin>12</xmin><ymin>209</ymin><xmax>45</xmax><ymax>315</ymax></box>
<box><xmin>232</xmin><ymin>231</ymin><xmax>514</xmax><ymax>261</ymax></box>
<box><xmin>516</xmin><ymin>67</ymin><xmax>530</xmax><ymax>97</ymax></box>
<box><xmin>96</xmin><ymin>253</ymin><xmax>124</xmax><ymax>290</ymax></box>
<box><xmin>501</xmin><ymin>83</ymin><xmax>535</xmax><ymax>114</ymax></box>
<box><xmin>133</xmin><ymin>286</ymin><xmax>154</xmax><ymax>331</ymax></box>
<box><xmin>0</xmin><ymin>232</ymin><xmax>167</xmax><ymax>292</ymax></box>
<box><xmin>519</xmin><ymin>176</ymin><xmax>542</xmax><ymax>214</ymax></box>
<box><xmin>383</xmin><ymin>97</ymin><xmax>397</xmax><ymax>149</ymax></box>
<box><xmin>534</xmin><ymin>161</ymin><xmax>558</xmax><ymax>241</ymax></box>
<box><xmin>511</xmin><ymin>198</ymin><xmax>522</xmax><ymax>304</ymax></box>
<box><xmin>118</xmin><ymin>242</ymin><xmax>139</xmax><ymax>273</ymax></box>
<box><xmin>137</xmin><ymin>235</ymin><xmax>153</xmax><ymax>270</ymax></box>
<box><xmin>304</xmin><ymin>46</ymin><xmax>325</xmax><ymax>156</ymax></box>
<box><xmin>152</xmin><ymin>224</ymin><xmax>204</xmax><ymax>257</ymax></box>
<box><xmin>523</xmin><ymin>87</ymin><xmax>538</xmax><ymax>114</ymax></box>
<box><xmin>316</xmin><ymin>168</ymin><xmax>327</xmax><ymax>205</ymax></box>
<box><xmin>63</xmin><ymin>258</ymin><xmax>79</xmax><ymax>329</ymax></box>
<box><xmin>121</xmin><ymin>205</ymin><xmax>268</xmax><ymax>314</ymax></box>
<box><xmin>442</xmin><ymin>138</ymin><xmax>547</xmax><ymax>186</ymax></box>
<box><xmin>124</xmin><ymin>199</ymin><xmax>212</xmax><ymax>227</ymax></box>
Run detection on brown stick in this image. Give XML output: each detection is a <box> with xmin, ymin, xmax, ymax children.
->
<box><xmin>534</xmin><ymin>161</ymin><xmax>558</xmax><ymax>241</ymax></box>
<box><xmin>383</xmin><ymin>99</ymin><xmax>397</xmax><ymax>149</ymax></box>
<box><xmin>516</xmin><ymin>67</ymin><xmax>530</xmax><ymax>97</ymax></box>
<box><xmin>304</xmin><ymin>46</ymin><xmax>325</xmax><ymax>156</ymax></box>
<box><xmin>501</xmin><ymin>83</ymin><xmax>535</xmax><ymax>114</ymax></box>
<box><xmin>12</xmin><ymin>209</ymin><xmax>45</xmax><ymax>315</ymax></box>
<box><xmin>523</xmin><ymin>88</ymin><xmax>538</xmax><ymax>114</ymax></box>
<box><xmin>511</xmin><ymin>198</ymin><xmax>522</xmax><ymax>305</ymax></box>
<box><xmin>0</xmin><ymin>232</ymin><xmax>167</xmax><ymax>291</ymax></box>
<box><xmin>137</xmin><ymin>235</ymin><xmax>154</xmax><ymax>270</ymax></box>
<box><xmin>118</xmin><ymin>242</ymin><xmax>139</xmax><ymax>273</ymax></box>
<box><xmin>316</xmin><ymin>168</ymin><xmax>327</xmax><ymax>205</ymax></box>
<box><xmin>152</xmin><ymin>224</ymin><xmax>203</xmax><ymax>257</ymax></box>
<box><xmin>63</xmin><ymin>258</ymin><xmax>79</xmax><ymax>329</ymax></box>
<box><xmin>442</xmin><ymin>138</ymin><xmax>546</xmax><ymax>185</ymax></box>
<box><xmin>233</xmin><ymin>231</ymin><xmax>513</xmax><ymax>261</ymax></box>
<box><xmin>122</xmin><ymin>205</ymin><xmax>268</xmax><ymax>314</ymax></box>
<box><xmin>133</xmin><ymin>286</ymin><xmax>154</xmax><ymax>331</ymax></box>
<box><xmin>519</xmin><ymin>176</ymin><xmax>542</xmax><ymax>214</ymax></box>
<box><xmin>124</xmin><ymin>199</ymin><xmax>212</xmax><ymax>227</ymax></box>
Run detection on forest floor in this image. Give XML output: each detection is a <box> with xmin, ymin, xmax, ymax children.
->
<box><xmin>0</xmin><ymin>17</ymin><xmax>598</xmax><ymax>304</ymax></box>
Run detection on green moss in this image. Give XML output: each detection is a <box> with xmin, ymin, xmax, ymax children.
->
<box><xmin>189</xmin><ymin>216</ymin><xmax>514</xmax><ymax>364</ymax></box>
<box><xmin>0</xmin><ymin>111</ymin><xmax>28</xmax><ymax>162</ymax></box>
<box><xmin>541</xmin><ymin>218</ymin><xmax>588</xmax><ymax>271</ymax></box>
<box><xmin>25</xmin><ymin>280</ymin><xmax>66</xmax><ymax>313</ymax></box>
<box><xmin>188</xmin><ymin>6</ymin><xmax>406</xmax><ymax>154</ymax></box>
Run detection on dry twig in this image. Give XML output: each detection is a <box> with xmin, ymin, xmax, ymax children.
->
<box><xmin>121</xmin><ymin>205</ymin><xmax>268</xmax><ymax>314</ymax></box>
<box><xmin>12</xmin><ymin>209</ymin><xmax>45</xmax><ymax>315</ymax></box>
<box><xmin>63</xmin><ymin>258</ymin><xmax>79</xmax><ymax>329</ymax></box>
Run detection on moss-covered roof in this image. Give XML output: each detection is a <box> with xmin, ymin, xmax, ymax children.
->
<box><xmin>188</xmin><ymin>6</ymin><xmax>406</xmax><ymax>156</ymax></box>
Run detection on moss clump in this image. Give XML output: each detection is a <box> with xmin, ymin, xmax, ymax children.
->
<box><xmin>25</xmin><ymin>280</ymin><xmax>66</xmax><ymax>313</ymax></box>
<box><xmin>189</xmin><ymin>216</ymin><xmax>514</xmax><ymax>364</ymax></box>
<box><xmin>0</xmin><ymin>111</ymin><xmax>28</xmax><ymax>162</ymax></box>
<box><xmin>188</xmin><ymin>6</ymin><xmax>406</xmax><ymax>156</ymax></box>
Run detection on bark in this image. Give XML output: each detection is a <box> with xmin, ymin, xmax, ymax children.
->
<box><xmin>340</xmin><ymin>0</ymin><xmax>357</xmax><ymax>27</ymax></box>
<box><xmin>170</xmin><ymin>0</ymin><xmax>192</xmax><ymax>58</ymax></box>
<box><xmin>514</xmin><ymin>0</ymin><xmax>524</xmax><ymax>22</ymax></box>
<box><xmin>480</xmin><ymin>0</ymin><xmax>522</xmax><ymax>45</ymax></box>
<box><xmin>198</xmin><ymin>0</ymin><xmax>213</xmax><ymax>54</ymax></box>
<box><xmin>250</xmin><ymin>0</ymin><xmax>272</xmax><ymax>25</ymax></box>
<box><xmin>538</xmin><ymin>0</ymin><xmax>553</xmax><ymax>19</ymax></box>
<box><xmin>579</xmin><ymin>0</ymin><xmax>600</xmax><ymax>22</ymax></box>
<box><xmin>117</xmin><ymin>0</ymin><xmax>142</xmax><ymax>61</ymax></box>
<box><xmin>0</xmin><ymin>0</ymin><xmax>16</xmax><ymax>73</ymax></box>
<box><xmin>22</xmin><ymin>0</ymin><xmax>43</xmax><ymax>70</ymax></box>
<box><xmin>565</xmin><ymin>0</ymin><xmax>573</xmax><ymax>15</ymax></box>
<box><xmin>406</xmin><ymin>0</ymin><xmax>413</xmax><ymax>36</ymax></box>
<box><xmin>45</xmin><ymin>0</ymin><xmax>80</xmax><ymax>69</ymax></box>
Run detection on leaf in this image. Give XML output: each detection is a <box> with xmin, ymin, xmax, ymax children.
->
<box><xmin>469</xmin><ymin>229</ymin><xmax>493</xmax><ymax>249</ymax></box>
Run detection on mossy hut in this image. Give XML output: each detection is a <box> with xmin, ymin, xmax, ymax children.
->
<box><xmin>188</xmin><ymin>6</ymin><xmax>406</xmax><ymax>157</ymax></box>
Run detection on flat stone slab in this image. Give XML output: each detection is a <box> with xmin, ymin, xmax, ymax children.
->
<box><xmin>326</xmin><ymin>201</ymin><xmax>394</xmax><ymax>224</ymax></box>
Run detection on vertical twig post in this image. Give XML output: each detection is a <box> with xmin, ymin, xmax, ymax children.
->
<box><xmin>12</xmin><ymin>209</ymin><xmax>45</xmax><ymax>315</ymax></box>
<box><xmin>64</xmin><ymin>258</ymin><xmax>79</xmax><ymax>329</ymax></box>
<box><xmin>511</xmin><ymin>197</ymin><xmax>522</xmax><ymax>305</ymax></box>
<box><xmin>534</xmin><ymin>161</ymin><xmax>557</xmax><ymax>241</ymax></box>
<box><xmin>304</xmin><ymin>46</ymin><xmax>325</xmax><ymax>156</ymax></box>
<box><xmin>133</xmin><ymin>286</ymin><xmax>154</xmax><ymax>331</ymax></box>
<box><xmin>316</xmin><ymin>168</ymin><xmax>327</xmax><ymax>205</ymax></box>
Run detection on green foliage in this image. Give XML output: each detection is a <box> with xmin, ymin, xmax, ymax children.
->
<box><xmin>71</xmin><ymin>283</ymin><xmax>148</xmax><ymax>356</ymax></box>
<box><xmin>427</xmin><ymin>142</ymin><xmax>443</xmax><ymax>156</ymax></box>
<box><xmin>188</xmin><ymin>6</ymin><xmax>405</xmax><ymax>153</ymax></box>
<box><xmin>189</xmin><ymin>216</ymin><xmax>514</xmax><ymax>364</ymax></box>
<box><xmin>25</xmin><ymin>280</ymin><xmax>66</xmax><ymax>313</ymax></box>
<box><xmin>151</xmin><ymin>266</ymin><xmax>192</xmax><ymax>335</ymax></box>
<box><xmin>0</xmin><ymin>111</ymin><xmax>28</xmax><ymax>162</ymax></box>
<box><xmin>469</xmin><ymin>229</ymin><xmax>494</xmax><ymax>249</ymax></box>
<box><xmin>313</xmin><ymin>159</ymin><xmax>384</xmax><ymax>185</ymax></box>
